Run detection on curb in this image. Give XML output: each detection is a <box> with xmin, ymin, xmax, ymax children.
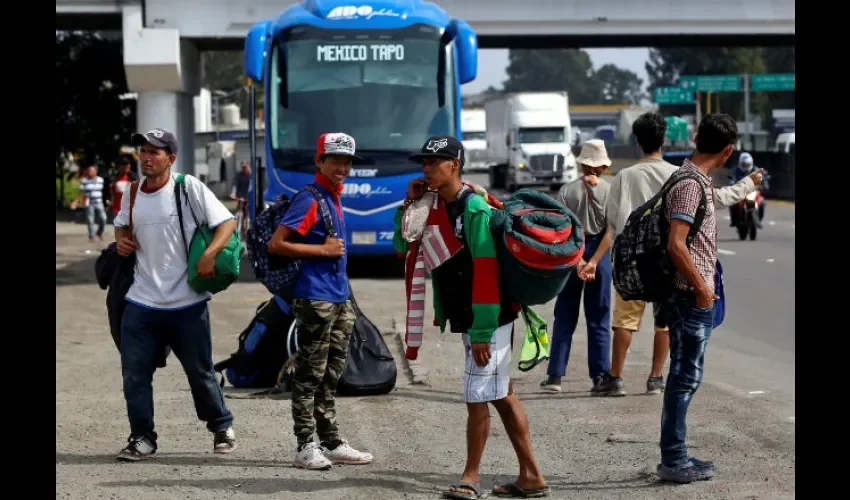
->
<box><xmin>392</xmin><ymin>316</ymin><xmax>430</xmax><ymax>386</ymax></box>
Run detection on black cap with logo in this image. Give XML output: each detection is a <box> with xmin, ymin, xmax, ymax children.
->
<box><xmin>131</xmin><ymin>128</ymin><xmax>180</xmax><ymax>154</ymax></box>
<box><xmin>409</xmin><ymin>135</ymin><xmax>465</xmax><ymax>168</ymax></box>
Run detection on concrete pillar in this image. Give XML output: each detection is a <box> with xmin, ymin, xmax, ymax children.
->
<box><xmin>122</xmin><ymin>4</ymin><xmax>201</xmax><ymax>175</ymax></box>
<box><xmin>136</xmin><ymin>92</ymin><xmax>197</xmax><ymax>174</ymax></box>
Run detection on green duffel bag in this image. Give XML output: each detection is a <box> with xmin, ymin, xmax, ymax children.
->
<box><xmin>490</xmin><ymin>189</ymin><xmax>585</xmax><ymax>306</ymax></box>
<box><xmin>175</xmin><ymin>174</ymin><xmax>244</xmax><ymax>294</ymax></box>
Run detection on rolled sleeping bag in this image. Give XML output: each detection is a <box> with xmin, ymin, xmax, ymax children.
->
<box><xmin>491</xmin><ymin>189</ymin><xmax>585</xmax><ymax>306</ymax></box>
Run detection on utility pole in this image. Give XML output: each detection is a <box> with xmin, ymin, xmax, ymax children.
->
<box><xmin>743</xmin><ymin>73</ymin><xmax>751</xmax><ymax>150</ymax></box>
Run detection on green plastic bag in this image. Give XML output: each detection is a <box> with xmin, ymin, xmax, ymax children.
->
<box><xmin>175</xmin><ymin>174</ymin><xmax>244</xmax><ymax>294</ymax></box>
<box><xmin>517</xmin><ymin>305</ymin><xmax>550</xmax><ymax>372</ymax></box>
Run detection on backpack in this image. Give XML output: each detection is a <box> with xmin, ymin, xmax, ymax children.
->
<box><xmin>214</xmin><ymin>295</ymin><xmax>297</xmax><ymax>388</ymax></box>
<box><xmin>246</xmin><ymin>185</ymin><xmax>337</xmax><ymax>300</ymax></box>
<box><xmin>174</xmin><ymin>174</ymin><xmax>244</xmax><ymax>294</ymax></box>
<box><xmin>336</xmin><ymin>290</ymin><xmax>398</xmax><ymax>396</ymax></box>
<box><xmin>488</xmin><ymin>188</ymin><xmax>585</xmax><ymax>306</ymax></box>
<box><xmin>611</xmin><ymin>170</ymin><xmax>707</xmax><ymax>303</ymax></box>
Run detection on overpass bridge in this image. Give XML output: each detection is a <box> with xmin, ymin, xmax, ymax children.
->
<box><xmin>56</xmin><ymin>0</ymin><xmax>795</xmax><ymax>173</ymax></box>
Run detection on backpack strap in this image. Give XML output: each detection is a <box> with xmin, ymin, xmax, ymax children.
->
<box><xmin>128</xmin><ymin>181</ymin><xmax>140</xmax><ymax>236</ymax></box>
<box><xmin>303</xmin><ymin>184</ymin><xmax>338</xmax><ymax>238</ymax></box>
<box><xmin>174</xmin><ymin>174</ymin><xmax>191</xmax><ymax>259</ymax></box>
<box><xmin>662</xmin><ymin>171</ymin><xmax>708</xmax><ymax>247</ymax></box>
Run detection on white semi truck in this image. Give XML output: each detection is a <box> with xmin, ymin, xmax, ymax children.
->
<box><xmin>484</xmin><ymin>92</ymin><xmax>578</xmax><ymax>192</ymax></box>
<box><xmin>461</xmin><ymin>108</ymin><xmax>488</xmax><ymax>172</ymax></box>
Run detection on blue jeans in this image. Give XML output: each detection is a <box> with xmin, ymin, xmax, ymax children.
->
<box><xmin>547</xmin><ymin>232</ymin><xmax>612</xmax><ymax>379</ymax></box>
<box><xmin>659</xmin><ymin>290</ymin><xmax>714</xmax><ymax>467</ymax></box>
<box><xmin>86</xmin><ymin>202</ymin><xmax>107</xmax><ymax>239</ymax></box>
<box><xmin>121</xmin><ymin>300</ymin><xmax>233</xmax><ymax>442</ymax></box>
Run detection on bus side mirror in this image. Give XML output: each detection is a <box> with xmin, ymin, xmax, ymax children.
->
<box><xmin>244</xmin><ymin>21</ymin><xmax>273</xmax><ymax>82</ymax></box>
<box><xmin>448</xmin><ymin>19</ymin><xmax>478</xmax><ymax>85</ymax></box>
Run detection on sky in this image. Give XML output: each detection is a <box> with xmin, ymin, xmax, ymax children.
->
<box><xmin>462</xmin><ymin>48</ymin><xmax>651</xmax><ymax>95</ymax></box>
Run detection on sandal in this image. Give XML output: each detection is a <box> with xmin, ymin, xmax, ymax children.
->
<box><xmin>492</xmin><ymin>482</ymin><xmax>550</xmax><ymax>498</ymax></box>
<box><xmin>442</xmin><ymin>481</ymin><xmax>482</xmax><ymax>500</ymax></box>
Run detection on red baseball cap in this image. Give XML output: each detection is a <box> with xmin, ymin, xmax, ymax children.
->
<box><xmin>317</xmin><ymin>132</ymin><xmax>363</xmax><ymax>161</ymax></box>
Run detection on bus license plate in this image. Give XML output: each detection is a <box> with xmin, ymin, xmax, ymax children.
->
<box><xmin>351</xmin><ymin>231</ymin><xmax>377</xmax><ymax>245</ymax></box>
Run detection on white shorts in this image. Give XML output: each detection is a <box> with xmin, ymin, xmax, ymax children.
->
<box><xmin>461</xmin><ymin>323</ymin><xmax>514</xmax><ymax>403</ymax></box>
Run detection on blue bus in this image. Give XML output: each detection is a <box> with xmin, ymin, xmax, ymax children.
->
<box><xmin>243</xmin><ymin>0</ymin><xmax>478</xmax><ymax>255</ymax></box>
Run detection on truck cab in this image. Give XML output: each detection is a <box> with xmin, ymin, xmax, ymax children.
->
<box><xmin>485</xmin><ymin>92</ymin><xmax>578</xmax><ymax>192</ymax></box>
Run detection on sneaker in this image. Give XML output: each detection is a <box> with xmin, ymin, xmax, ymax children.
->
<box><xmin>591</xmin><ymin>375</ymin><xmax>603</xmax><ymax>392</ymax></box>
<box><xmin>116</xmin><ymin>436</ymin><xmax>157</xmax><ymax>462</ymax></box>
<box><xmin>657</xmin><ymin>461</ymin><xmax>714</xmax><ymax>483</ymax></box>
<box><xmin>213</xmin><ymin>427</ymin><xmax>237</xmax><ymax>454</ymax></box>
<box><xmin>539</xmin><ymin>376</ymin><xmax>562</xmax><ymax>393</ymax></box>
<box><xmin>646</xmin><ymin>376</ymin><xmax>665</xmax><ymax>395</ymax></box>
<box><xmin>320</xmin><ymin>439</ymin><xmax>374</xmax><ymax>465</ymax></box>
<box><xmin>689</xmin><ymin>456</ymin><xmax>715</xmax><ymax>470</ymax></box>
<box><xmin>592</xmin><ymin>373</ymin><xmax>625</xmax><ymax>397</ymax></box>
<box><xmin>294</xmin><ymin>442</ymin><xmax>333</xmax><ymax>470</ymax></box>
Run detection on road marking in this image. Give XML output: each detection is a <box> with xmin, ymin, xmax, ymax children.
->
<box><xmin>717</xmin><ymin>249</ymin><xmax>736</xmax><ymax>255</ymax></box>
<box><xmin>766</xmin><ymin>258</ymin><xmax>775</xmax><ymax>263</ymax></box>
<box><xmin>768</xmin><ymin>221</ymin><xmax>776</xmax><ymax>226</ymax></box>
<box><xmin>748</xmin><ymin>390</ymin><xmax>765</xmax><ymax>395</ymax></box>
<box><xmin>722</xmin><ymin>215</ymin><xmax>730</xmax><ymax>220</ymax></box>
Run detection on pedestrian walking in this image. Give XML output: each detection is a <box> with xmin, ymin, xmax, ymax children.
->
<box><xmin>112</xmin><ymin>128</ymin><xmax>238</xmax><ymax>461</ymax></box>
<box><xmin>540</xmin><ymin>139</ymin><xmax>613</xmax><ymax>394</ymax></box>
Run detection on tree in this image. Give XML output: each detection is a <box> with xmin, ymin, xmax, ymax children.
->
<box><xmin>56</xmin><ymin>32</ymin><xmax>136</xmax><ymax>169</ymax></box>
<box><xmin>592</xmin><ymin>64</ymin><xmax>645</xmax><ymax>104</ymax></box>
<box><xmin>502</xmin><ymin>49</ymin><xmax>599</xmax><ymax>104</ymax></box>
<box><xmin>201</xmin><ymin>51</ymin><xmax>262</xmax><ymax>118</ymax></box>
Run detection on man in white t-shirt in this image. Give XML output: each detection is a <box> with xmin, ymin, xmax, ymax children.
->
<box><xmin>112</xmin><ymin>128</ymin><xmax>238</xmax><ymax>461</ymax></box>
<box><xmin>597</xmin><ymin>112</ymin><xmax>763</xmax><ymax>397</ymax></box>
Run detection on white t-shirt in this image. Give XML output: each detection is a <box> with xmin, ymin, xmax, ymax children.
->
<box><xmin>113</xmin><ymin>173</ymin><xmax>235</xmax><ymax>310</ymax></box>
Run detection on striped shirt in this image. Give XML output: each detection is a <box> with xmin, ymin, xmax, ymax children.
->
<box><xmin>663</xmin><ymin>160</ymin><xmax>717</xmax><ymax>293</ymax></box>
<box><xmin>79</xmin><ymin>176</ymin><xmax>105</xmax><ymax>204</ymax></box>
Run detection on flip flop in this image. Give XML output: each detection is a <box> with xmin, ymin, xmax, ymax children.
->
<box><xmin>442</xmin><ymin>482</ymin><xmax>482</xmax><ymax>500</ymax></box>
<box><xmin>492</xmin><ymin>482</ymin><xmax>550</xmax><ymax>498</ymax></box>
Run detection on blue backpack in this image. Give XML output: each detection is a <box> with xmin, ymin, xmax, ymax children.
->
<box><xmin>713</xmin><ymin>259</ymin><xmax>726</xmax><ymax>328</ymax></box>
<box><xmin>214</xmin><ymin>296</ymin><xmax>299</xmax><ymax>388</ymax></box>
<box><xmin>246</xmin><ymin>185</ymin><xmax>336</xmax><ymax>300</ymax></box>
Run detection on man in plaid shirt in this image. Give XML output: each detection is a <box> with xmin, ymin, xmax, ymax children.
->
<box><xmin>657</xmin><ymin>114</ymin><xmax>737</xmax><ymax>484</ymax></box>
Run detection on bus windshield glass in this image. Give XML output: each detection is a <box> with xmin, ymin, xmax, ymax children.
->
<box><xmin>270</xmin><ymin>24</ymin><xmax>456</xmax><ymax>175</ymax></box>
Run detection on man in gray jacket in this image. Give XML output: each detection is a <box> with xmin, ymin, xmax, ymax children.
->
<box><xmin>595</xmin><ymin>112</ymin><xmax>764</xmax><ymax>397</ymax></box>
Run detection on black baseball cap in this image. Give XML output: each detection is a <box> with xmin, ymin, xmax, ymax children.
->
<box><xmin>409</xmin><ymin>135</ymin><xmax>465</xmax><ymax>168</ymax></box>
<box><xmin>131</xmin><ymin>128</ymin><xmax>179</xmax><ymax>154</ymax></box>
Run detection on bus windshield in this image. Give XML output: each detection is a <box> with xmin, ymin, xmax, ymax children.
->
<box><xmin>269</xmin><ymin>24</ymin><xmax>456</xmax><ymax>176</ymax></box>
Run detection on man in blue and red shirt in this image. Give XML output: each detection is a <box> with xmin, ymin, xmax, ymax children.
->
<box><xmin>268</xmin><ymin>132</ymin><xmax>373</xmax><ymax>471</ymax></box>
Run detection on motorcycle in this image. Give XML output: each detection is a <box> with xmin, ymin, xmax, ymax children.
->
<box><xmin>732</xmin><ymin>189</ymin><xmax>763</xmax><ymax>241</ymax></box>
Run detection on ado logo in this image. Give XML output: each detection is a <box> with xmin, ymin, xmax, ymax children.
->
<box><xmin>327</xmin><ymin>5</ymin><xmax>401</xmax><ymax>20</ymax></box>
<box><xmin>342</xmin><ymin>183</ymin><xmax>392</xmax><ymax>198</ymax></box>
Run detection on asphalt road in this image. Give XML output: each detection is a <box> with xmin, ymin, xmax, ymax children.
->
<box><xmin>464</xmin><ymin>172</ymin><xmax>796</xmax><ymax>417</ymax></box>
<box><xmin>55</xmin><ymin>178</ymin><xmax>795</xmax><ymax>500</ymax></box>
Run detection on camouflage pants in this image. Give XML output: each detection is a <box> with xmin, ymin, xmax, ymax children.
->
<box><xmin>291</xmin><ymin>298</ymin><xmax>355</xmax><ymax>446</ymax></box>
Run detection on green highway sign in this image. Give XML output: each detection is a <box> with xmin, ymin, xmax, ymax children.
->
<box><xmin>679</xmin><ymin>74</ymin><xmax>741</xmax><ymax>92</ymax></box>
<box><xmin>751</xmin><ymin>73</ymin><xmax>795</xmax><ymax>91</ymax></box>
<box><xmin>654</xmin><ymin>86</ymin><xmax>695</xmax><ymax>105</ymax></box>
<box><xmin>665</xmin><ymin>116</ymin><xmax>689</xmax><ymax>142</ymax></box>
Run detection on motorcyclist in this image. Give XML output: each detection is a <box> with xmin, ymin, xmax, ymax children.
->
<box><xmin>729</xmin><ymin>152</ymin><xmax>768</xmax><ymax>227</ymax></box>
